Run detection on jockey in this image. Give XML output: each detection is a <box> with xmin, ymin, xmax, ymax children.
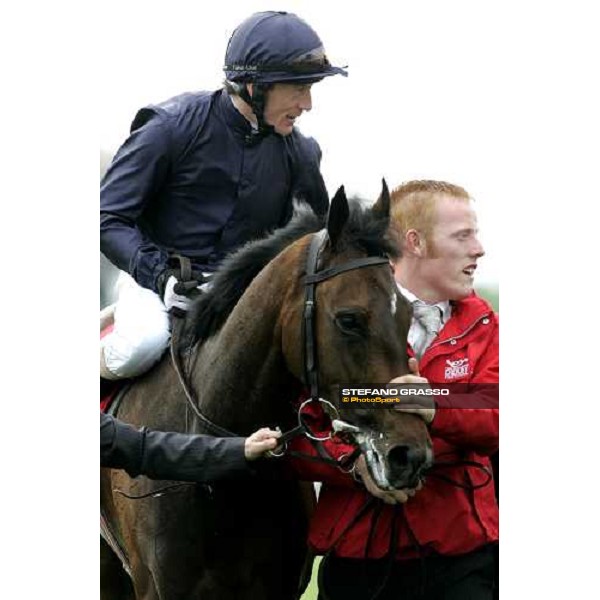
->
<box><xmin>100</xmin><ymin>11</ymin><xmax>347</xmax><ymax>379</ymax></box>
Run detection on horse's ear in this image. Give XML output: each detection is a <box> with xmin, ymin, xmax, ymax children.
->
<box><xmin>372</xmin><ymin>178</ymin><xmax>391</xmax><ymax>222</ymax></box>
<box><xmin>327</xmin><ymin>185</ymin><xmax>350</xmax><ymax>248</ymax></box>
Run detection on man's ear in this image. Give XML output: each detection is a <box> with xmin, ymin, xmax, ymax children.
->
<box><xmin>246</xmin><ymin>83</ymin><xmax>254</xmax><ymax>98</ymax></box>
<box><xmin>406</xmin><ymin>229</ymin><xmax>426</xmax><ymax>257</ymax></box>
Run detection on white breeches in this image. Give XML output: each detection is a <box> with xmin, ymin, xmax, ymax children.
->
<box><xmin>101</xmin><ymin>273</ymin><xmax>171</xmax><ymax>378</ymax></box>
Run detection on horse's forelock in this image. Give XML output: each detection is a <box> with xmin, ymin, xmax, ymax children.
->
<box><xmin>337</xmin><ymin>198</ymin><xmax>399</xmax><ymax>260</ymax></box>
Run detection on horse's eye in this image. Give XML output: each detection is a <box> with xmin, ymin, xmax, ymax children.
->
<box><xmin>334</xmin><ymin>311</ymin><xmax>367</xmax><ymax>337</ymax></box>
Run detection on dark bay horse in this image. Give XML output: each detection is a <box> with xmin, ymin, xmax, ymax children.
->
<box><xmin>100</xmin><ymin>182</ymin><xmax>432</xmax><ymax>599</ymax></box>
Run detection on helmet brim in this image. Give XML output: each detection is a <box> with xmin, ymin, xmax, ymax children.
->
<box><xmin>258</xmin><ymin>65</ymin><xmax>348</xmax><ymax>84</ymax></box>
<box><xmin>226</xmin><ymin>65</ymin><xmax>348</xmax><ymax>84</ymax></box>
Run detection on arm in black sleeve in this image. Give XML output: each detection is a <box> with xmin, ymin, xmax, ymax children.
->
<box><xmin>100</xmin><ymin>413</ymin><xmax>252</xmax><ymax>482</ymax></box>
<box><xmin>100</xmin><ymin>110</ymin><xmax>172</xmax><ymax>292</ymax></box>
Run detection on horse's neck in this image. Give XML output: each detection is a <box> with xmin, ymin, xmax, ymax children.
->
<box><xmin>191</xmin><ymin>263</ymin><xmax>300</xmax><ymax>434</ymax></box>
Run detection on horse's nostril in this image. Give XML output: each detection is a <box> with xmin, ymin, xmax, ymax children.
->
<box><xmin>387</xmin><ymin>444</ymin><xmax>427</xmax><ymax>471</ymax></box>
<box><xmin>387</xmin><ymin>445</ymin><xmax>411</xmax><ymax>468</ymax></box>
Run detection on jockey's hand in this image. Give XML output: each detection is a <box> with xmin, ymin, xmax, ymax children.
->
<box><xmin>158</xmin><ymin>270</ymin><xmax>211</xmax><ymax>312</ymax></box>
<box><xmin>163</xmin><ymin>275</ymin><xmax>193</xmax><ymax>312</ymax></box>
<box><xmin>244</xmin><ymin>428</ymin><xmax>282</xmax><ymax>461</ymax></box>
<box><xmin>353</xmin><ymin>455</ymin><xmax>421</xmax><ymax>504</ymax></box>
<box><xmin>388</xmin><ymin>359</ymin><xmax>436</xmax><ymax>425</ymax></box>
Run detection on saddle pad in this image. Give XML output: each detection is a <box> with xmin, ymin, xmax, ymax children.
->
<box><xmin>100</xmin><ymin>379</ymin><xmax>122</xmax><ymax>413</ymax></box>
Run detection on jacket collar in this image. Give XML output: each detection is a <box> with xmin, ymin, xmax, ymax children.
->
<box><xmin>399</xmin><ymin>288</ymin><xmax>494</xmax><ymax>348</ymax></box>
<box><xmin>217</xmin><ymin>89</ymin><xmax>254</xmax><ymax>138</ymax></box>
<box><xmin>448</xmin><ymin>292</ymin><xmax>493</xmax><ymax>331</ymax></box>
<box><xmin>396</xmin><ymin>283</ymin><xmax>452</xmax><ymax>326</ymax></box>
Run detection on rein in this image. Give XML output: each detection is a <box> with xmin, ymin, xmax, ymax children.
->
<box><xmin>169</xmin><ymin>327</ymin><xmax>306</xmax><ymax>445</ymax></box>
<box><xmin>169</xmin><ymin>329</ymin><xmax>237</xmax><ymax>438</ymax></box>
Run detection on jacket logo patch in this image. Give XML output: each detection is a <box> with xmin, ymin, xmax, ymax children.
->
<box><xmin>445</xmin><ymin>357</ymin><xmax>470</xmax><ymax>380</ymax></box>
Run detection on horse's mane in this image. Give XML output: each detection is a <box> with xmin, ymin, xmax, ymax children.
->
<box><xmin>184</xmin><ymin>203</ymin><xmax>322</xmax><ymax>344</ymax></box>
<box><xmin>184</xmin><ymin>196</ymin><xmax>399</xmax><ymax>345</ymax></box>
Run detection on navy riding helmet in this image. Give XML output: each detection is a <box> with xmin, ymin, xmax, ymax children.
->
<box><xmin>223</xmin><ymin>11</ymin><xmax>347</xmax><ymax>139</ymax></box>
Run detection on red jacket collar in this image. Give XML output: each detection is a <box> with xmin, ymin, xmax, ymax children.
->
<box><xmin>448</xmin><ymin>292</ymin><xmax>494</xmax><ymax>330</ymax></box>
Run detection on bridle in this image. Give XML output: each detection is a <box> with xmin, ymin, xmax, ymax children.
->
<box><xmin>170</xmin><ymin>229</ymin><xmax>391</xmax><ymax>449</ymax></box>
<box><xmin>296</xmin><ymin>230</ymin><xmax>391</xmax><ymax>443</ymax></box>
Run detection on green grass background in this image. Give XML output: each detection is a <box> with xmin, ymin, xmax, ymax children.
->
<box><xmin>301</xmin><ymin>557</ymin><xmax>321</xmax><ymax>600</ymax></box>
<box><xmin>476</xmin><ymin>285</ymin><xmax>499</xmax><ymax>312</ymax></box>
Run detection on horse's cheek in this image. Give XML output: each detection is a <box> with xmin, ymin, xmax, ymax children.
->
<box><xmin>280</xmin><ymin>309</ymin><xmax>303</xmax><ymax>378</ymax></box>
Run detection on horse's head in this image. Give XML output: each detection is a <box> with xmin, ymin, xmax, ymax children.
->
<box><xmin>282</xmin><ymin>181</ymin><xmax>433</xmax><ymax>491</ymax></box>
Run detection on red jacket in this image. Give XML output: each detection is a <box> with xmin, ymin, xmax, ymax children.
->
<box><xmin>288</xmin><ymin>293</ymin><xmax>499</xmax><ymax>559</ymax></box>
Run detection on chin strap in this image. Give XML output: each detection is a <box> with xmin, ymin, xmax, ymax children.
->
<box><xmin>239</xmin><ymin>83</ymin><xmax>274</xmax><ymax>145</ymax></box>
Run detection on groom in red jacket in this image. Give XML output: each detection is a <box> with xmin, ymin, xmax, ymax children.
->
<box><xmin>289</xmin><ymin>180</ymin><xmax>498</xmax><ymax>599</ymax></box>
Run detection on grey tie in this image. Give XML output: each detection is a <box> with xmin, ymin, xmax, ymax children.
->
<box><xmin>412</xmin><ymin>302</ymin><xmax>442</xmax><ymax>359</ymax></box>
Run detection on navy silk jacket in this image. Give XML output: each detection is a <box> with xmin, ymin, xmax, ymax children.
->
<box><xmin>100</xmin><ymin>89</ymin><xmax>328</xmax><ymax>292</ymax></box>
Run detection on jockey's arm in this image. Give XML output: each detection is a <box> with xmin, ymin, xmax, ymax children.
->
<box><xmin>100</xmin><ymin>113</ymin><xmax>171</xmax><ymax>293</ymax></box>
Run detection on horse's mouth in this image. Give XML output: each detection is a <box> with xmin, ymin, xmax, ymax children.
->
<box><xmin>356</xmin><ymin>432</ymin><xmax>395</xmax><ymax>491</ymax></box>
<box><xmin>357</xmin><ymin>432</ymin><xmax>430</xmax><ymax>492</ymax></box>
<box><xmin>363</xmin><ymin>442</ymin><xmax>392</xmax><ymax>490</ymax></box>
